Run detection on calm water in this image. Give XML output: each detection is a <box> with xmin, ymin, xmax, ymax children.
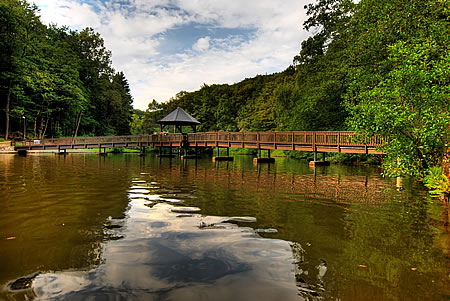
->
<box><xmin>0</xmin><ymin>153</ymin><xmax>448</xmax><ymax>300</ymax></box>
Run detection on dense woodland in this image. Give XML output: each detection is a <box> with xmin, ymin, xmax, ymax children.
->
<box><xmin>0</xmin><ymin>0</ymin><xmax>133</xmax><ymax>140</ymax></box>
<box><xmin>1</xmin><ymin>0</ymin><xmax>449</xmax><ymax>181</ymax></box>
<box><xmin>139</xmin><ymin>0</ymin><xmax>449</xmax><ymax>179</ymax></box>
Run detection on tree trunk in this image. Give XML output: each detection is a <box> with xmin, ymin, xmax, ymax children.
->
<box><xmin>33</xmin><ymin>116</ymin><xmax>38</xmax><ymax>139</ymax></box>
<box><xmin>73</xmin><ymin>111</ymin><xmax>82</xmax><ymax>144</ymax></box>
<box><xmin>41</xmin><ymin>113</ymin><xmax>49</xmax><ymax>139</ymax></box>
<box><xmin>5</xmin><ymin>85</ymin><xmax>11</xmax><ymax>140</ymax></box>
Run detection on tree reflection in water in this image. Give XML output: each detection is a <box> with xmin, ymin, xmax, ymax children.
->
<box><xmin>0</xmin><ymin>154</ymin><xmax>448</xmax><ymax>300</ymax></box>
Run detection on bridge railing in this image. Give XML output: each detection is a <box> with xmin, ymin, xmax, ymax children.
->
<box><xmin>21</xmin><ymin>135</ymin><xmax>156</xmax><ymax>147</ymax></box>
<box><xmin>154</xmin><ymin>133</ymin><xmax>183</xmax><ymax>143</ymax></box>
<box><xmin>186</xmin><ymin>131</ymin><xmax>383</xmax><ymax>147</ymax></box>
<box><xmin>17</xmin><ymin>131</ymin><xmax>384</xmax><ymax>149</ymax></box>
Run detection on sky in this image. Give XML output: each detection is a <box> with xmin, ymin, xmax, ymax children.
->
<box><xmin>32</xmin><ymin>0</ymin><xmax>311</xmax><ymax>110</ymax></box>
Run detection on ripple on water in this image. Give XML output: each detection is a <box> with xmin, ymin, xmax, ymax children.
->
<box><xmin>255</xmin><ymin>228</ymin><xmax>278</xmax><ymax>234</ymax></box>
<box><xmin>128</xmin><ymin>193</ymin><xmax>152</xmax><ymax>199</ymax></box>
<box><xmin>170</xmin><ymin>207</ymin><xmax>201</xmax><ymax>213</ymax></box>
<box><xmin>128</xmin><ymin>189</ymin><xmax>151</xmax><ymax>194</ymax></box>
<box><xmin>222</xmin><ymin>217</ymin><xmax>257</xmax><ymax>223</ymax></box>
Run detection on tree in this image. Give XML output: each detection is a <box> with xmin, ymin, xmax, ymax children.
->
<box><xmin>130</xmin><ymin>109</ymin><xmax>144</xmax><ymax>135</ymax></box>
<box><xmin>0</xmin><ymin>0</ymin><xmax>40</xmax><ymax>139</ymax></box>
<box><xmin>289</xmin><ymin>0</ymin><xmax>354</xmax><ymax>131</ymax></box>
<box><xmin>345</xmin><ymin>0</ymin><xmax>449</xmax><ymax>177</ymax></box>
<box><xmin>347</xmin><ymin>40</ymin><xmax>449</xmax><ymax>177</ymax></box>
<box><xmin>0</xmin><ymin>2</ymin><xmax>133</xmax><ymax>139</ymax></box>
<box><xmin>142</xmin><ymin>100</ymin><xmax>166</xmax><ymax>134</ymax></box>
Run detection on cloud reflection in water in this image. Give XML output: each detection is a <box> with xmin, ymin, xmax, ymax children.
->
<box><xmin>30</xmin><ymin>193</ymin><xmax>299</xmax><ymax>300</ymax></box>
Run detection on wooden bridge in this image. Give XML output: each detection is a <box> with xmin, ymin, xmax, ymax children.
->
<box><xmin>14</xmin><ymin>131</ymin><xmax>383</xmax><ymax>155</ymax></box>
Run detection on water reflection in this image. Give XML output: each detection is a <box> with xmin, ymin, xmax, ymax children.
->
<box><xmin>0</xmin><ymin>154</ymin><xmax>448</xmax><ymax>300</ymax></box>
<box><xmin>25</xmin><ymin>175</ymin><xmax>299</xmax><ymax>300</ymax></box>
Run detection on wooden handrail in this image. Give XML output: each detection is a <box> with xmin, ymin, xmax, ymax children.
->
<box><xmin>19</xmin><ymin>131</ymin><xmax>384</xmax><ymax>153</ymax></box>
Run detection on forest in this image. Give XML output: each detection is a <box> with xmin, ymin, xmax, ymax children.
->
<box><xmin>138</xmin><ymin>0</ymin><xmax>449</xmax><ymax>179</ymax></box>
<box><xmin>0</xmin><ymin>0</ymin><xmax>133</xmax><ymax>140</ymax></box>
<box><xmin>1</xmin><ymin>0</ymin><xmax>449</xmax><ymax>181</ymax></box>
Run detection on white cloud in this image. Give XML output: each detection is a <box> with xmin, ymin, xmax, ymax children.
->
<box><xmin>35</xmin><ymin>0</ymin><xmax>101</xmax><ymax>29</ymax></box>
<box><xmin>192</xmin><ymin>37</ymin><xmax>211</xmax><ymax>52</ymax></box>
<box><xmin>33</xmin><ymin>0</ymin><xmax>310</xmax><ymax>110</ymax></box>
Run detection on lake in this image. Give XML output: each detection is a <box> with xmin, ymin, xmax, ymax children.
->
<box><xmin>0</xmin><ymin>153</ymin><xmax>448</xmax><ymax>300</ymax></box>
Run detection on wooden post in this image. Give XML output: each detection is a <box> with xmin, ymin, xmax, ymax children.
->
<box><xmin>291</xmin><ymin>132</ymin><xmax>294</xmax><ymax>150</ymax></box>
<box><xmin>338</xmin><ymin>132</ymin><xmax>340</xmax><ymax>153</ymax></box>
<box><xmin>274</xmin><ymin>132</ymin><xmax>276</xmax><ymax>149</ymax></box>
<box><xmin>257</xmin><ymin>132</ymin><xmax>260</xmax><ymax>149</ymax></box>
<box><xmin>312</xmin><ymin>132</ymin><xmax>316</xmax><ymax>152</ymax></box>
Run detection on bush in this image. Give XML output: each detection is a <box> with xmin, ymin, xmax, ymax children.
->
<box><xmin>423</xmin><ymin>167</ymin><xmax>450</xmax><ymax>197</ymax></box>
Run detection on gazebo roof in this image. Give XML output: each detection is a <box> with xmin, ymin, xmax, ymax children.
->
<box><xmin>157</xmin><ymin>107</ymin><xmax>200</xmax><ymax>126</ymax></box>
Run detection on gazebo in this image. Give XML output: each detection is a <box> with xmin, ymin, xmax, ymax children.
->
<box><xmin>157</xmin><ymin>107</ymin><xmax>200</xmax><ymax>133</ymax></box>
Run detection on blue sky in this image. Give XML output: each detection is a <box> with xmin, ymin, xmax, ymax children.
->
<box><xmin>33</xmin><ymin>0</ymin><xmax>310</xmax><ymax>110</ymax></box>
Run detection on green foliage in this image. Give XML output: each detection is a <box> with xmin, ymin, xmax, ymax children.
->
<box><xmin>130</xmin><ymin>109</ymin><xmax>144</xmax><ymax>135</ymax></box>
<box><xmin>142</xmin><ymin>100</ymin><xmax>166</xmax><ymax>133</ymax></box>
<box><xmin>150</xmin><ymin>68</ymin><xmax>313</xmax><ymax>133</ymax></box>
<box><xmin>0</xmin><ymin>1</ymin><xmax>133</xmax><ymax>139</ymax></box>
<box><xmin>145</xmin><ymin>0</ymin><xmax>449</xmax><ymax>182</ymax></box>
<box><xmin>346</xmin><ymin>0</ymin><xmax>449</xmax><ymax>177</ymax></box>
<box><xmin>423</xmin><ymin>167</ymin><xmax>449</xmax><ymax>197</ymax></box>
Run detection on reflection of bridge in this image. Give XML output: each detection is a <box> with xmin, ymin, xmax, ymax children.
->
<box><xmin>14</xmin><ymin>131</ymin><xmax>383</xmax><ymax>155</ymax></box>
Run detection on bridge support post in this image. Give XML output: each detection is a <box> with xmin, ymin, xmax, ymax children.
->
<box><xmin>57</xmin><ymin>146</ymin><xmax>66</xmax><ymax>155</ymax></box>
<box><xmin>138</xmin><ymin>145</ymin><xmax>146</xmax><ymax>156</ymax></box>
<box><xmin>99</xmin><ymin>146</ymin><xmax>107</xmax><ymax>156</ymax></box>
<box><xmin>309</xmin><ymin>152</ymin><xmax>330</xmax><ymax>167</ymax></box>
<box><xmin>213</xmin><ymin>146</ymin><xmax>233</xmax><ymax>162</ymax></box>
<box><xmin>181</xmin><ymin>146</ymin><xmax>201</xmax><ymax>160</ymax></box>
<box><xmin>253</xmin><ymin>148</ymin><xmax>275</xmax><ymax>164</ymax></box>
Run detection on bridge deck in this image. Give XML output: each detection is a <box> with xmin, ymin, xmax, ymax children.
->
<box><xmin>13</xmin><ymin>131</ymin><xmax>384</xmax><ymax>154</ymax></box>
